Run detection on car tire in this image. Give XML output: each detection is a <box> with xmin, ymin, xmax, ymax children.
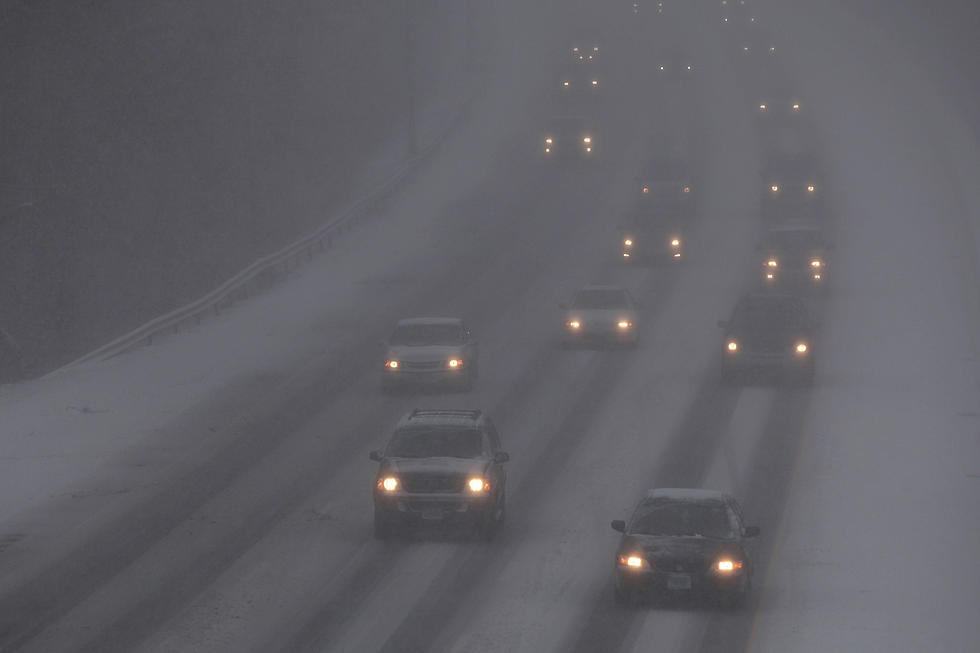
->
<box><xmin>478</xmin><ymin>492</ymin><xmax>505</xmax><ymax>541</ymax></box>
<box><xmin>614</xmin><ymin>583</ymin><xmax>638</xmax><ymax>607</ymax></box>
<box><xmin>373</xmin><ymin>509</ymin><xmax>395</xmax><ymax>540</ymax></box>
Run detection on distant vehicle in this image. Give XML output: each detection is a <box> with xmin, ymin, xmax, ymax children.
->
<box><xmin>759</xmin><ymin>223</ymin><xmax>830</xmax><ymax>289</ymax></box>
<box><xmin>654</xmin><ymin>47</ymin><xmax>695</xmax><ymax>80</ymax></box>
<box><xmin>611</xmin><ymin>488</ymin><xmax>760</xmax><ymax>607</ymax></box>
<box><xmin>636</xmin><ymin>155</ymin><xmax>695</xmax><ymax>217</ymax></box>
<box><xmin>556</xmin><ymin>65</ymin><xmax>601</xmax><ymax>103</ymax></box>
<box><xmin>381</xmin><ymin>317</ymin><xmax>478</xmax><ymax>392</ymax></box>
<box><xmin>370</xmin><ymin>409</ymin><xmax>509</xmax><ymax>539</ymax></box>
<box><xmin>761</xmin><ymin>152</ymin><xmax>823</xmax><ymax>220</ymax></box>
<box><xmin>560</xmin><ymin>285</ymin><xmax>639</xmax><ymax>347</ymax></box>
<box><xmin>621</xmin><ymin>216</ymin><xmax>683</xmax><ymax>263</ymax></box>
<box><xmin>543</xmin><ymin>115</ymin><xmax>596</xmax><ymax>160</ymax></box>
<box><xmin>719</xmin><ymin>293</ymin><xmax>815</xmax><ymax>383</ymax></box>
<box><xmin>571</xmin><ymin>43</ymin><xmax>600</xmax><ymax>64</ymax></box>
<box><xmin>756</xmin><ymin>87</ymin><xmax>804</xmax><ymax>127</ymax></box>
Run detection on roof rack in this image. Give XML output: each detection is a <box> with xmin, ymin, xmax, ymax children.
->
<box><xmin>408</xmin><ymin>408</ymin><xmax>483</xmax><ymax>420</ymax></box>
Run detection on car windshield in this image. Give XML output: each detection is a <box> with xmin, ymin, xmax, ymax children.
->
<box><xmin>733</xmin><ymin>299</ymin><xmax>804</xmax><ymax>330</ymax></box>
<box><xmin>766</xmin><ymin>231</ymin><xmax>823</xmax><ymax>252</ymax></box>
<box><xmin>548</xmin><ymin>117</ymin><xmax>585</xmax><ymax>133</ymax></box>
<box><xmin>641</xmin><ymin>158</ymin><xmax>687</xmax><ymax>181</ymax></box>
<box><xmin>631</xmin><ymin>501</ymin><xmax>734</xmax><ymax>539</ymax></box>
<box><xmin>386</xmin><ymin>428</ymin><xmax>484</xmax><ymax>459</ymax></box>
<box><xmin>571</xmin><ymin>289</ymin><xmax>628</xmax><ymax>310</ymax></box>
<box><xmin>390</xmin><ymin>323</ymin><xmax>465</xmax><ymax>346</ymax></box>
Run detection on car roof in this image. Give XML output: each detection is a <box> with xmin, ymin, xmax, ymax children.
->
<box><xmin>395</xmin><ymin>408</ymin><xmax>486</xmax><ymax>430</ymax></box>
<box><xmin>643</xmin><ymin>488</ymin><xmax>731</xmax><ymax>503</ymax></box>
<box><xmin>395</xmin><ymin>317</ymin><xmax>463</xmax><ymax>327</ymax></box>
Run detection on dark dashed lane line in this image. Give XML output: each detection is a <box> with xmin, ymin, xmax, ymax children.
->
<box><xmin>694</xmin><ymin>388</ymin><xmax>812</xmax><ymax>653</ymax></box>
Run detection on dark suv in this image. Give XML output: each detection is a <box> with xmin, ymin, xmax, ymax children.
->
<box><xmin>369</xmin><ymin>409</ymin><xmax>509</xmax><ymax>540</ymax></box>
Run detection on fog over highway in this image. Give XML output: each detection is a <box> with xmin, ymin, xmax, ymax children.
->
<box><xmin>0</xmin><ymin>1</ymin><xmax>978</xmax><ymax>652</ymax></box>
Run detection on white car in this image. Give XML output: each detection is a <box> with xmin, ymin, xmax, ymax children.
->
<box><xmin>560</xmin><ymin>285</ymin><xmax>640</xmax><ymax>347</ymax></box>
<box><xmin>382</xmin><ymin>317</ymin><xmax>478</xmax><ymax>392</ymax></box>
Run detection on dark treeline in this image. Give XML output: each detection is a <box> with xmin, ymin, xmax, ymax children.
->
<box><xmin>0</xmin><ymin>0</ymin><xmax>481</xmax><ymax>378</ymax></box>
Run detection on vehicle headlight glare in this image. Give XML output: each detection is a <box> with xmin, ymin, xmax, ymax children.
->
<box><xmin>386</xmin><ymin>360</ymin><xmax>399</xmax><ymax>369</ymax></box>
<box><xmin>583</xmin><ymin>136</ymin><xmax>592</xmax><ymax>143</ymax></box>
<box><xmin>619</xmin><ymin>555</ymin><xmax>647</xmax><ymax>569</ymax></box>
<box><xmin>380</xmin><ymin>476</ymin><xmax>398</xmax><ymax>492</ymax></box>
<box><xmin>568</xmin><ymin>320</ymin><xmax>581</xmax><ymax>329</ymax></box>
<box><xmin>468</xmin><ymin>477</ymin><xmax>488</xmax><ymax>492</ymax></box>
<box><xmin>448</xmin><ymin>358</ymin><xmax>462</xmax><ymax>368</ymax></box>
<box><xmin>624</xmin><ymin>238</ymin><xmax>633</xmax><ymax>247</ymax></box>
<box><xmin>617</xmin><ymin>320</ymin><xmax>631</xmax><ymax>329</ymax></box>
<box><xmin>770</xmin><ymin>185</ymin><xmax>779</xmax><ymax>193</ymax></box>
<box><xmin>767</xmin><ymin>259</ymin><xmax>778</xmax><ymax>267</ymax></box>
<box><xmin>716</xmin><ymin>559</ymin><xmax>741</xmax><ymax>572</ymax></box>
<box><xmin>727</xmin><ymin>341</ymin><xmax>738</xmax><ymax>352</ymax></box>
<box><xmin>796</xmin><ymin>342</ymin><xmax>808</xmax><ymax>354</ymax></box>
<box><xmin>811</xmin><ymin>259</ymin><xmax>822</xmax><ymax>267</ymax></box>
<box><xmin>545</xmin><ymin>137</ymin><xmax>553</xmax><ymax>144</ymax></box>
<box><xmin>671</xmin><ymin>238</ymin><xmax>680</xmax><ymax>247</ymax></box>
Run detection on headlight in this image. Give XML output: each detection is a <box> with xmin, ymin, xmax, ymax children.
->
<box><xmin>795</xmin><ymin>342</ymin><xmax>808</xmax><ymax>354</ymax></box>
<box><xmin>567</xmin><ymin>320</ymin><xmax>581</xmax><ymax>329</ymax></box>
<box><xmin>642</xmin><ymin>186</ymin><xmax>650</xmax><ymax>194</ymax></box>
<box><xmin>716</xmin><ymin>559</ymin><xmax>742</xmax><ymax>572</ymax></box>
<box><xmin>624</xmin><ymin>238</ymin><xmax>633</xmax><ymax>247</ymax></box>
<box><xmin>617</xmin><ymin>320</ymin><xmax>632</xmax><ymax>329</ymax></box>
<box><xmin>770</xmin><ymin>185</ymin><xmax>779</xmax><ymax>193</ymax></box>
<box><xmin>385</xmin><ymin>360</ymin><xmax>399</xmax><ymax>369</ymax></box>
<box><xmin>618</xmin><ymin>555</ymin><xmax>650</xmax><ymax>570</ymax></box>
<box><xmin>792</xmin><ymin>102</ymin><xmax>801</xmax><ymax>111</ymax></box>
<box><xmin>467</xmin><ymin>477</ymin><xmax>490</xmax><ymax>492</ymax></box>
<box><xmin>767</xmin><ymin>259</ymin><xmax>778</xmax><ymax>267</ymax></box>
<box><xmin>810</xmin><ymin>259</ymin><xmax>822</xmax><ymax>267</ymax></box>
<box><xmin>562</xmin><ymin>81</ymin><xmax>570</xmax><ymax>87</ymax></box>
<box><xmin>592</xmin><ymin>79</ymin><xmax>599</xmax><ymax>86</ymax></box>
<box><xmin>448</xmin><ymin>358</ymin><xmax>463</xmax><ymax>368</ymax></box>
<box><xmin>659</xmin><ymin>65</ymin><xmax>665</xmax><ymax>71</ymax></box>
<box><xmin>670</xmin><ymin>238</ymin><xmax>680</xmax><ymax>247</ymax></box>
<box><xmin>807</xmin><ymin>184</ymin><xmax>816</xmax><ymax>193</ymax></box>
<box><xmin>759</xmin><ymin>103</ymin><xmax>768</xmax><ymax>112</ymax></box>
<box><xmin>379</xmin><ymin>476</ymin><xmax>399</xmax><ymax>492</ymax></box>
<box><xmin>545</xmin><ymin>137</ymin><xmax>553</xmax><ymax>144</ymax></box>
<box><xmin>683</xmin><ymin>186</ymin><xmax>691</xmax><ymax>194</ymax></box>
<box><xmin>727</xmin><ymin>340</ymin><xmax>738</xmax><ymax>352</ymax></box>
<box><xmin>583</xmin><ymin>136</ymin><xmax>592</xmax><ymax>143</ymax></box>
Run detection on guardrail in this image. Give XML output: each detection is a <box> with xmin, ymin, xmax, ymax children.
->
<box><xmin>47</xmin><ymin>82</ymin><xmax>480</xmax><ymax>377</ymax></box>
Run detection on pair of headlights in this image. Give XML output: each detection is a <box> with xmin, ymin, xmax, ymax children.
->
<box><xmin>385</xmin><ymin>359</ymin><xmax>463</xmax><ymax>369</ymax></box>
<box><xmin>765</xmin><ymin>259</ymin><xmax>823</xmax><ymax>268</ymax></box>
<box><xmin>622</xmin><ymin>238</ymin><xmax>680</xmax><ymax>247</ymax></box>
<box><xmin>566</xmin><ymin>320</ymin><xmax>632</xmax><ymax>330</ymax></box>
<box><xmin>377</xmin><ymin>476</ymin><xmax>489</xmax><ymax>493</ymax></box>
<box><xmin>726</xmin><ymin>341</ymin><xmax>809</xmax><ymax>354</ymax></box>
<box><xmin>618</xmin><ymin>555</ymin><xmax>743</xmax><ymax>572</ymax></box>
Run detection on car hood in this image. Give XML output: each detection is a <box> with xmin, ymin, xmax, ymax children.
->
<box><xmin>385</xmin><ymin>344</ymin><xmax>464</xmax><ymax>363</ymax></box>
<box><xmin>727</xmin><ymin>327</ymin><xmax>809</xmax><ymax>350</ymax></box>
<box><xmin>384</xmin><ymin>457</ymin><xmax>489</xmax><ymax>476</ymax></box>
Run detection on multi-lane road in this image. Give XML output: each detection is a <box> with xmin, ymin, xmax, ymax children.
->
<box><xmin>0</xmin><ymin>1</ymin><xmax>978</xmax><ymax>652</ymax></box>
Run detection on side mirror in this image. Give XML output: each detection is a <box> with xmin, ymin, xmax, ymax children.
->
<box><xmin>494</xmin><ymin>451</ymin><xmax>510</xmax><ymax>464</ymax></box>
<box><xmin>611</xmin><ymin>519</ymin><xmax>627</xmax><ymax>533</ymax></box>
<box><xmin>369</xmin><ymin>450</ymin><xmax>383</xmax><ymax>462</ymax></box>
<box><xmin>717</xmin><ymin>320</ymin><xmax>728</xmax><ymax>329</ymax></box>
<box><xmin>744</xmin><ymin>525</ymin><xmax>760</xmax><ymax>538</ymax></box>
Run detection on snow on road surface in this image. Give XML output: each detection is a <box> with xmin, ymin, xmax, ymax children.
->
<box><xmin>0</xmin><ymin>1</ymin><xmax>978</xmax><ymax>652</ymax></box>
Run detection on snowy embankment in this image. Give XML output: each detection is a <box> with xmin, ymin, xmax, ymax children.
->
<box><xmin>747</xmin><ymin>2</ymin><xmax>980</xmax><ymax>651</ymax></box>
<box><xmin>0</xmin><ymin>1</ymin><xmax>526</xmax><ymax>528</ymax></box>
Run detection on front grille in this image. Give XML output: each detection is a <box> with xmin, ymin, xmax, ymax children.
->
<box><xmin>403</xmin><ymin>361</ymin><xmax>443</xmax><ymax>371</ymax></box>
<box><xmin>401</xmin><ymin>473</ymin><xmax>464</xmax><ymax>493</ymax></box>
<box><xmin>656</xmin><ymin>557</ymin><xmax>707</xmax><ymax>573</ymax></box>
<box><xmin>406</xmin><ymin>500</ymin><xmax>466</xmax><ymax>512</ymax></box>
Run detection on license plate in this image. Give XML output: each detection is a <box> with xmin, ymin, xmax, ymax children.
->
<box><xmin>421</xmin><ymin>509</ymin><xmax>444</xmax><ymax>521</ymax></box>
<box><xmin>667</xmin><ymin>574</ymin><xmax>692</xmax><ymax>590</ymax></box>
